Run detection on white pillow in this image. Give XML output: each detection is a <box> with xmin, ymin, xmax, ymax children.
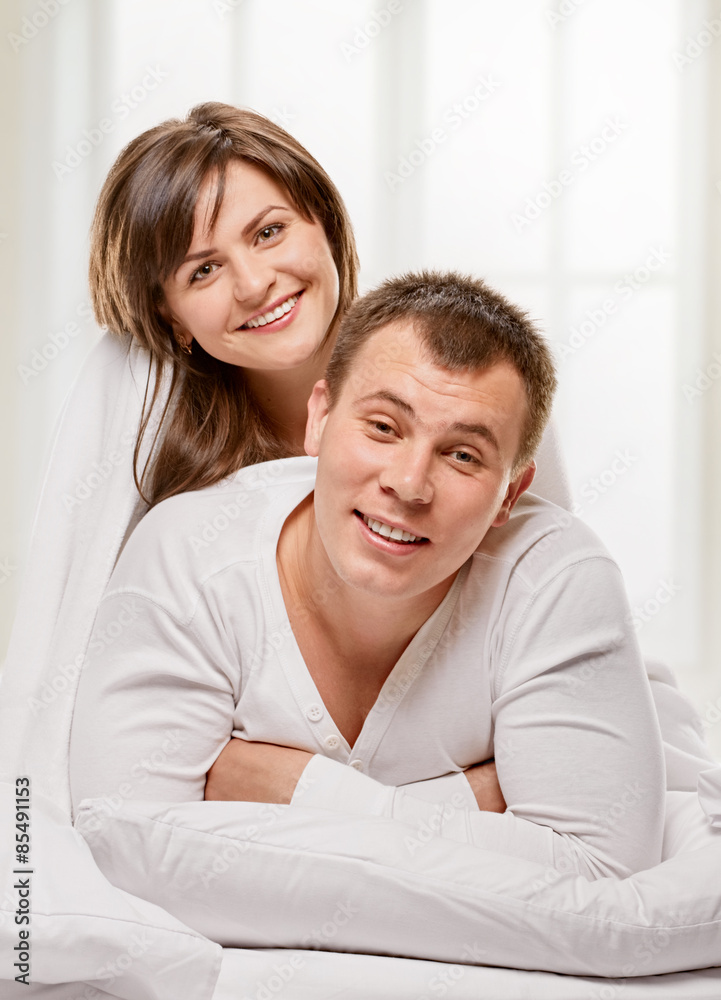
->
<box><xmin>75</xmin><ymin>795</ymin><xmax>721</xmax><ymax>979</ymax></box>
<box><xmin>0</xmin><ymin>782</ymin><xmax>221</xmax><ymax>999</ymax></box>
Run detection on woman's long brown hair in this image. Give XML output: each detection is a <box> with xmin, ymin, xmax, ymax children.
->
<box><xmin>89</xmin><ymin>102</ymin><xmax>359</xmax><ymax>506</ymax></box>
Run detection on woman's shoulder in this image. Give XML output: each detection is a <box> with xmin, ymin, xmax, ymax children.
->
<box><xmin>108</xmin><ymin>456</ymin><xmax>317</xmax><ymax>595</ymax></box>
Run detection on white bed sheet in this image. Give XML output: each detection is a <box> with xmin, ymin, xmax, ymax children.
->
<box><xmin>6</xmin><ymin>953</ymin><xmax>721</xmax><ymax>1000</ymax></box>
<box><xmin>213</xmin><ymin>950</ymin><xmax>721</xmax><ymax>1000</ymax></box>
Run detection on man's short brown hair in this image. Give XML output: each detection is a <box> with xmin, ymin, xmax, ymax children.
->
<box><xmin>324</xmin><ymin>270</ymin><xmax>557</xmax><ymax>472</ymax></box>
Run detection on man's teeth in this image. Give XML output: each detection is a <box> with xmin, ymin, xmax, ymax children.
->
<box><xmin>242</xmin><ymin>294</ymin><xmax>299</xmax><ymax>329</ymax></box>
<box><xmin>361</xmin><ymin>513</ymin><xmax>420</xmax><ymax>543</ymax></box>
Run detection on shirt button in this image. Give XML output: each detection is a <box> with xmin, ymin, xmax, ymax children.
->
<box><xmin>306</xmin><ymin>703</ymin><xmax>324</xmax><ymax>722</ymax></box>
<box><xmin>324</xmin><ymin>735</ymin><xmax>340</xmax><ymax>750</ymax></box>
<box><xmin>349</xmin><ymin>759</ymin><xmax>364</xmax><ymax>771</ymax></box>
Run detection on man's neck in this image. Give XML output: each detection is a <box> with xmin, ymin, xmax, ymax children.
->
<box><xmin>276</xmin><ymin>494</ymin><xmax>456</xmax><ymax>678</ymax></box>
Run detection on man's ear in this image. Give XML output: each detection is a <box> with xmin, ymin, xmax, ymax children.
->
<box><xmin>492</xmin><ymin>460</ymin><xmax>536</xmax><ymax>528</ymax></box>
<box><xmin>304</xmin><ymin>379</ymin><xmax>331</xmax><ymax>457</ymax></box>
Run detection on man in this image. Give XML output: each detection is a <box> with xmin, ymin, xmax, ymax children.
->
<box><xmin>70</xmin><ymin>271</ymin><xmax>665</xmax><ymax>880</ymax></box>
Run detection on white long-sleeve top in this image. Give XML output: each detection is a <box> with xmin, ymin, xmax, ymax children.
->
<box><xmin>69</xmin><ymin>456</ymin><xmax>665</xmax><ymax>879</ymax></box>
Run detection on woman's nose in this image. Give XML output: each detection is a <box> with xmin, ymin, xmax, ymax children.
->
<box><xmin>229</xmin><ymin>251</ymin><xmax>274</xmax><ymax>305</ymax></box>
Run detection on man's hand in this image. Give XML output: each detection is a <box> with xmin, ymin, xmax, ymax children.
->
<box><xmin>463</xmin><ymin>758</ymin><xmax>507</xmax><ymax>813</ymax></box>
<box><xmin>205</xmin><ymin>738</ymin><xmax>314</xmax><ymax>804</ymax></box>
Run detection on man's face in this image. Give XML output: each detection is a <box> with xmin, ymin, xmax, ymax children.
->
<box><xmin>305</xmin><ymin>321</ymin><xmax>535</xmax><ymax>606</ymax></box>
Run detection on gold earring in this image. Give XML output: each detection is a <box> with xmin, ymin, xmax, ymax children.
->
<box><xmin>177</xmin><ymin>339</ymin><xmax>193</xmax><ymax>355</ymax></box>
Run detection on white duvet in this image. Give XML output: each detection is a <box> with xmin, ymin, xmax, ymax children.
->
<box><xmin>1</xmin><ymin>333</ymin><xmax>720</xmax><ymax>998</ymax></box>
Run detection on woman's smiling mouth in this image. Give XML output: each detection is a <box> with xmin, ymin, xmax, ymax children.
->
<box><xmin>240</xmin><ymin>292</ymin><xmax>302</xmax><ymax>330</ymax></box>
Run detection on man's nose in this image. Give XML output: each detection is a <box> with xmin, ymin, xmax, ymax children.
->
<box><xmin>378</xmin><ymin>446</ymin><xmax>434</xmax><ymax>504</ymax></box>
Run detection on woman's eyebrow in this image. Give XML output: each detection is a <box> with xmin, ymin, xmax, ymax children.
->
<box><xmin>241</xmin><ymin>204</ymin><xmax>291</xmax><ymax>237</ymax></box>
<box><xmin>180</xmin><ymin>246</ymin><xmax>218</xmax><ymax>265</ymax></box>
<box><xmin>178</xmin><ymin>204</ymin><xmax>291</xmax><ymax>268</ymax></box>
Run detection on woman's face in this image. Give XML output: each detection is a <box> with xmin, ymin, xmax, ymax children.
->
<box><xmin>161</xmin><ymin>159</ymin><xmax>340</xmax><ymax>372</ymax></box>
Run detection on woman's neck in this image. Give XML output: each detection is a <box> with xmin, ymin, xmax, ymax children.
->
<box><xmin>243</xmin><ymin>334</ymin><xmax>336</xmax><ymax>455</ymax></box>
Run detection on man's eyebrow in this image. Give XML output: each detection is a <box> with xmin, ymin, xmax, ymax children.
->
<box><xmin>178</xmin><ymin>204</ymin><xmax>290</xmax><ymax>267</ymax></box>
<box><xmin>356</xmin><ymin>391</ymin><xmax>500</xmax><ymax>453</ymax></box>
<box><xmin>448</xmin><ymin>421</ymin><xmax>500</xmax><ymax>454</ymax></box>
<box><xmin>356</xmin><ymin>390</ymin><xmax>416</xmax><ymax>418</ymax></box>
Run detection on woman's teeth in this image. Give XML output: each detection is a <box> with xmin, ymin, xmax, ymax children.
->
<box><xmin>242</xmin><ymin>294</ymin><xmax>299</xmax><ymax>329</ymax></box>
<box><xmin>361</xmin><ymin>513</ymin><xmax>421</xmax><ymax>543</ymax></box>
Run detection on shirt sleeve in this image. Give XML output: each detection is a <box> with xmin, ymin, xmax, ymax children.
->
<box><xmin>292</xmin><ymin>557</ymin><xmax>666</xmax><ymax>879</ymax></box>
<box><xmin>69</xmin><ymin>590</ymin><xmax>238</xmax><ymax>814</ymax></box>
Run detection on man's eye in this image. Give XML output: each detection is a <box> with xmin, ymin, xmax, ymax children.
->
<box><xmin>450</xmin><ymin>450</ymin><xmax>478</xmax><ymax>465</ymax></box>
<box><xmin>370</xmin><ymin>421</ymin><xmax>394</xmax><ymax>435</ymax></box>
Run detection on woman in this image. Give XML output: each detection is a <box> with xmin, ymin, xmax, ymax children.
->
<box><xmin>89</xmin><ymin>101</ymin><xmax>358</xmax><ymax>506</ymax></box>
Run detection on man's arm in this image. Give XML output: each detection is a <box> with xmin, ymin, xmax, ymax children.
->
<box><xmin>69</xmin><ymin>589</ymin><xmax>238</xmax><ymax>813</ymax></box>
<box><xmin>205</xmin><ymin>738</ymin><xmax>506</xmax><ymax>811</ymax></box>
<box><xmin>206</xmin><ymin>557</ymin><xmax>665</xmax><ymax>879</ymax></box>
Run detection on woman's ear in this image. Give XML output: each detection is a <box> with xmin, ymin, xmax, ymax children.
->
<box><xmin>158</xmin><ymin>300</ymin><xmax>193</xmax><ymax>353</ymax></box>
<box><xmin>304</xmin><ymin>380</ymin><xmax>331</xmax><ymax>457</ymax></box>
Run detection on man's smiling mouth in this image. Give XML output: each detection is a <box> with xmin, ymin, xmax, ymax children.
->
<box><xmin>240</xmin><ymin>292</ymin><xmax>301</xmax><ymax>329</ymax></box>
<box><xmin>355</xmin><ymin>510</ymin><xmax>428</xmax><ymax>544</ymax></box>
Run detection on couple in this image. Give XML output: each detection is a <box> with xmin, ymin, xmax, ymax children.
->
<box><xmin>67</xmin><ymin>98</ymin><xmax>665</xmax><ymax>884</ymax></box>
<box><xmin>8</xmin><ymin>102</ymin><xmax>718</xmax><ymax>977</ymax></box>
<box><xmin>70</xmin><ymin>262</ymin><xmax>667</xmax><ymax>886</ymax></box>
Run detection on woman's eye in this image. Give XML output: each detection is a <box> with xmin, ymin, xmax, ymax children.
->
<box><xmin>257</xmin><ymin>224</ymin><xmax>284</xmax><ymax>243</ymax></box>
<box><xmin>190</xmin><ymin>262</ymin><xmax>219</xmax><ymax>283</ymax></box>
<box><xmin>373</xmin><ymin>421</ymin><xmax>394</xmax><ymax>434</ymax></box>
